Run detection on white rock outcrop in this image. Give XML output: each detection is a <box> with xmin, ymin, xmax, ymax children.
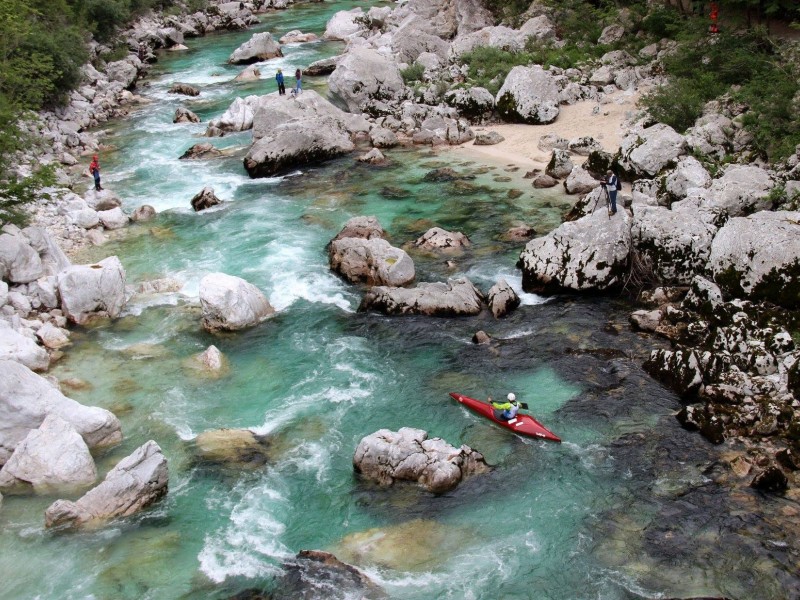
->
<box><xmin>0</xmin><ymin>415</ymin><xmax>97</xmax><ymax>494</ymax></box>
<box><xmin>0</xmin><ymin>319</ymin><xmax>50</xmax><ymax>371</ymax></box>
<box><xmin>328</xmin><ymin>47</ymin><xmax>405</xmax><ymax>114</ymax></box>
<box><xmin>0</xmin><ymin>359</ymin><xmax>122</xmax><ymax>466</ymax></box>
<box><xmin>228</xmin><ymin>32</ymin><xmax>282</xmax><ymax>64</ymax></box>
<box><xmin>45</xmin><ymin>440</ymin><xmax>168</xmax><ymax>529</ymax></box>
<box><xmin>329</xmin><ymin>238</ymin><xmax>415</xmax><ymax>287</ymax></box>
<box><xmin>495</xmin><ymin>66</ymin><xmax>559</xmax><ymax>125</ymax></box>
<box><xmin>56</xmin><ymin>256</ymin><xmax>127</xmax><ymax>324</ymax></box>
<box><xmin>199</xmin><ymin>272</ymin><xmax>275</xmax><ymax>331</ymax></box>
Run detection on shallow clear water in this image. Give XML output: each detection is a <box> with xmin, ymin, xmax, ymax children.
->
<box><xmin>2</xmin><ymin>3</ymin><xmax>797</xmax><ymax>600</ymax></box>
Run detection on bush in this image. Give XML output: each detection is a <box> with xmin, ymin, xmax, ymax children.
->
<box><xmin>400</xmin><ymin>62</ymin><xmax>425</xmax><ymax>84</ymax></box>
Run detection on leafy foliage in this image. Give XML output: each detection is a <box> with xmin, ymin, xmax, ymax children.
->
<box><xmin>400</xmin><ymin>62</ymin><xmax>425</xmax><ymax>84</ymax></box>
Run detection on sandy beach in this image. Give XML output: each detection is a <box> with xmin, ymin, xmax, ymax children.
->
<box><xmin>450</xmin><ymin>89</ymin><xmax>641</xmax><ymax>169</ymax></box>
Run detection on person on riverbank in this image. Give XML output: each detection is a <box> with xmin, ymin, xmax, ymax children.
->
<box><xmin>294</xmin><ymin>68</ymin><xmax>302</xmax><ymax>95</ymax></box>
<box><xmin>604</xmin><ymin>169</ymin><xmax>619</xmax><ymax>215</ymax></box>
<box><xmin>491</xmin><ymin>393</ymin><xmax>520</xmax><ymax>421</ymax></box>
<box><xmin>275</xmin><ymin>68</ymin><xmax>285</xmax><ymax>95</ymax></box>
<box><xmin>89</xmin><ymin>155</ymin><xmax>102</xmax><ymax>191</ymax></box>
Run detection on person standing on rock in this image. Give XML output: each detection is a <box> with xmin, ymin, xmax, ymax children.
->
<box><xmin>604</xmin><ymin>169</ymin><xmax>619</xmax><ymax>215</ymax></box>
<box><xmin>275</xmin><ymin>68</ymin><xmax>285</xmax><ymax>96</ymax></box>
<box><xmin>294</xmin><ymin>68</ymin><xmax>302</xmax><ymax>95</ymax></box>
<box><xmin>89</xmin><ymin>155</ymin><xmax>102</xmax><ymax>191</ymax></box>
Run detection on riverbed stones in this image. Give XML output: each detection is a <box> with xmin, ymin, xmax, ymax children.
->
<box><xmin>184</xmin><ymin>345</ymin><xmax>230</xmax><ymax>379</ymax></box>
<box><xmin>57</xmin><ymin>256</ymin><xmax>127</xmax><ymax>324</ymax></box>
<box><xmin>412</xmin><ymin>227</ymin><xmax>470</xmax><ymax>252</ymax></box>
<box><xmin>190</xmin><ymin>186</ymin><xmax>223</xmax><ymax>211</ymax></box>
<box><xmin>357</xmin><ymin>148</ymin><xmax>386</xmax><ymax>165</ymax></box>
<box><xmin>359</xmin><ymin>277</ymin><xmax>484</xmax><ymax>317</ymax></box>
<box><xmin>179</xmin><ymin>143</ymin><xmax>223</xmax><ymax>159</ymax></box>
<box><xmin>353</xmin><ymin>427</ymin><xmax>489</xmax><ymax>494</ymax></box>
<box><xmin>0</xmin><ymin>359</ymin><xmax>122</xmax><ymax>466</ymax></box>
<box><xmin>194</xmin><ymin>428</ymin><xmax>271</xmax><ymax>468</ymax></box>
<box><xmin>168</xmin><ymin>83</ymin><xmax>199</xmax><ymax>96</ymax></box>
<box><xmin>131</xmin><ymin>205</ymin><xmax>157</xmax><ymax>222</ymax></box>
<box><xmin>495</xmin><ymin>65</ymin><xmax>560</xmax><ymax>125</ymax></box>
<box><xmin>518</xmin><ymin>208</ymin><xmax>632</xmax><ymax>294</ymax></box>
<box><xmin>45</xmin><ymin>440</ymin><xmax>168</xmax><ymax>529</ymax></box>
<box><xmin>173</xmin><ymin>107</ymin><xmax>200</xmax><ymax>123</ymax></box>
<box><xmin>228</xmin><ymin>32</ymin><xmax>283</xmax><ymax>64</ymax></box>
<box><xmin>328</xmin><ymin>47</ymin><xmax>405</xmax><ymax>114</ymax></box>
<box><xmin>199</xmin><ymin>272</ymin><xmax>274</xmax><ymax>332</ymax></box>
<box><xmin>0</xmin><ymin>414</ymin><xmax>97</xmax><ymax>495</ymax></box>
<box><xmin>708</xmin><ymin>210</ymin><xmax>800</xmax><ymax>307</ymax></box>
<box><xmin>329</xmin><ymin>238</ymin><xmax>415</xmax><ymax>287</ymax></box>
<box><xmin>487</xmin><ymin>278</ymin><xmax>520</xmax><ymax>318</ymax></box>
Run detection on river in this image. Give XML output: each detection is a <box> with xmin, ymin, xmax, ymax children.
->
<box><xmin>0</xmin><ymin>2</ymin><xmax>797</xmax><ymax>599</ymax></box>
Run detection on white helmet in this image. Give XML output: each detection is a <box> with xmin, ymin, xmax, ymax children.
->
<box><xmin>507</xmin><ymin>393</ymin><xmax>516</xmax><ymax>402</ymax></box>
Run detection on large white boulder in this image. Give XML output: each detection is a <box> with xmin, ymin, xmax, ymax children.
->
<box><xmin>228</xmin><ymin>32</ymin><xmax>282</xmax><ymax>64</ymax></box>
<box><xmin>663</xmin><ymin>156</ymin><xmax>712</xmax><ymax>201</ymax></box>
<box><xmin>199</xmin><ymin>272</ymin><xmax>275</xmax><ymax>331</ymax></box>
<box><xmin>328</xmin><ymin>47</ymin><xmax>405</xmax><ymax>114</ymax></box>
<box><xmin>57</xmin><ymin>256</ymin><xmax>127</xmax><ymax>324</ymax></box>
<box><xmin>324</xmin><ymin>8</ymin><xmax>366</xmax><ymax>40</ymax></box>
<box><xmin>617</xmin><ymin>123</ymin><xmax>687</xmax><ymax>177</ymax></box>
<box><xmin>0</xmin><ymin>415</ymin><xmax>97</xmax><ymax>494</ymax></box>
<box><xmin>359</xmin><ymin>277</ymin><xmax>484</xmax><ymax>317</ymax></box>
<box><xmin>45</xmin><ymin>440</ymin><xmax>168</xmax><ymax>529</ymax></box>
<box><xmin>0</xmin><ymin>232</ymin><xmax>43</xmax><ymax>283</ymax></box>
<box><xmin>631</xmin><ymin>205</ymin><xmax>718</xmax><ymax>285</ymax></box>
<box><xmin>353</xmin><ymin>427</ymin><xmax>489</xmax><ymax>494</ymax></box>
<box><xmin>704</xmin><ymin>164</ymin><xmax>775</xmax><ymax>219</ymax></box>
<box><xmin>518</xmin><ymin>208</ymin><xmax>632</xmax><ymax>293</ymax></box>
<box><xmin>495</xmin><ymin>66</ymin><xmax>559</xmax><ymax>125</ymax></box>
<box><xmin>709</xmin><ymin>210</ymin><xmax>800</xmax><ymax>307</ymax></box>
<box><xmin>0</xmin><ymin>320</ymin><xmax>49</xmax><ymax>371</ymax></box>
<box><xmin>0</xmin><ymin>359</ymin><xmax>122</xmax><ymax>466</ymax></box>
<box><xmin>206</xmin><ymin>95</ymin><xmax>258</xmax><ymax>135</ymax></box>
<box><xmin>329</xmin><ymin>238</ymin><xmax>415</xmax><ymax>287</ymax></box>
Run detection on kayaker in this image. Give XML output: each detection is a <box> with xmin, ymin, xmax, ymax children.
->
<box><xmin>490</xmin><ymin>393</ymin><xmax>519</xmax><ymax>421</ymax></box>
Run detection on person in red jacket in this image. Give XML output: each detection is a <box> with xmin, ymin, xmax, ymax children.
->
<box><xmin>89</xmin><ymin>155</ymin><xmax>102</xmax><ymax>191</ymax></box>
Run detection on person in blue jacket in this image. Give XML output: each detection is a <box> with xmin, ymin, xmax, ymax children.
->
<box><xmin>275</xmin><ymin>69</ymin><xmax>285</xmax><ymax>95</ymax></box>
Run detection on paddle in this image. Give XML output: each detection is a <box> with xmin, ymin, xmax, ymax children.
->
<box><xmin>518</xmin><ymin>402</ymin><xmax>529</xmax><ymax>410</ymax></box>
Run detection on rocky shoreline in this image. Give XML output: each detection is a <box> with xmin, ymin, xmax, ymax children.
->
<box><xmin>1</xmin><ymin>0</ymin><xmax>799</xmax><ymax>595</ymax></box>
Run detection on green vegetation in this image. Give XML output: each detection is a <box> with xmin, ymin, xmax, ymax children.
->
<box><xmin>400</xmin><ymin>62</ymin><xmax>425</xmax><ymax>84</ymax></box>
<box><xmin>0</xmin><ymin>0</ymin><xmax>178</xmax><ymax>225</ymax></box>
<box><xmin>462</xmin><ymin>0</ymin><xmax>800</xmax><ymax>162</ymax></box>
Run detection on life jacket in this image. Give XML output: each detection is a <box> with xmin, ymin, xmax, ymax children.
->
<box><xmin>491</xmin><ymin>399</ymin><xmax>513</xmax><ymax>411</ymax></box>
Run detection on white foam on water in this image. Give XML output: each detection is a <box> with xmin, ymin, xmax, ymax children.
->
<box><xmin>280</xmin><ymin>440</ymin><xmax>330</xmax><ymax>483</ymax></box>
<box><xmin>198</xmin><ymin>479</ymin><xmax>292</xmax><ymax>583</ymax></box>
<box><xmin>463</xmin><ymin>266</ymin><xmax>550</xmax><ymax>306</ymax></box>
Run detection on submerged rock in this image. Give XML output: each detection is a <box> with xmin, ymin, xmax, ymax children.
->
<box><xmin>194</xmin><ymin>428</ymin><xmax>271</xmax><ymax>468</ymax></box>
<box><xmin>45</xmin><ymin>440</ymin><xmax>168</xmax><ymax>529</ymax></box>
<box><xmin>412</xmin><ymin>227</ymin><xmax>470</xmax><ymax>252</ymax></box>
<box><xmin>168</xmin><ymin>83</ymin><xmax>199</xmax><ymax>96</ymax></box>
<box><xmin>329</xmin><ymin>237</ymin><xmax>415</xmax><ymax>287</ymax></box>
<box><xmin>190</xmin><ymin>186</ymin><xmax>223</xmax><ymax>212</ymax></box>
<box><xmin>353</xmin><ymin>427</ymin><xmax>489</xmax><ymax>494</ymax></box>
<box><xmin>360</xmin><ymin>278</ymin><xmax>485</xmax><ymax>317</ymax></box>
<box><xmin>173</xmin><ymin>107</ymin><xmax>200</xmax><ymax>123</ymax></box>
<box><xmin>184</xmin><ymin>345</ymin><xmax>230</xmax><ymax>379</ymax></box>
<box><xmin>199</xmin><ymin>273</ymin><xmax>274</xmax><ymax>332</ymax></box>
<box><xmin>270</xmin><ymin>550</ymin><xmax>387</xmax><ymax>600</ymax></box>
<box><xmin>179</xmin><ymin>143</ymin><xmax>223</xmax><ymax>160</ymax></box>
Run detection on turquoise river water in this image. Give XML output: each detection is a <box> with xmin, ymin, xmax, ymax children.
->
<box><xmin>1</xmin><ymin>2</ymin><xmax>797</xmax><ymax>599</ymax></box>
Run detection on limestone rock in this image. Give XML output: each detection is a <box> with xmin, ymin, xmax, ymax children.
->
<box><xmin>131</xmin><ymin>205</ymin><xmax>157</xmax><ymax>222</ymax></box>
<box><xmin>444</xmin><ymin>87</ymin><xmax>495</xmax><ymax>122</ymax></box>
<box><xmin>190</xmin><ymin>186</ymin><xmax>223</xmax><ymax>212</ymax></box>
<box><xmin>97</xmin><ymin>207</ymin><xmax>129</xmax><ymax>230</ymax></box>
<box><xmin>0</xmin><ymin>319</ymin><xmax>49</xmax><ymax>371</ymax></box>
<box><xmin>353</xmin><ymin>427</ymin><xmax>489</xmax><ymax>494</ymax></box>
<box><xmin>173</xmin><ymin>107</ymin><xmax>201</xmax><ymax>123</ymax></box>
<box><xmin>329</xmin><ymin>238</ymin><xmax>415</xmax><ymax>287</ymax></box>
<box><xmin>357</xmin><ymin>148</ymin><xmax>386</xmax><ymax>165</ymax></box>
<box><xmin>359</xmin><ymin>277</ymin><xmax>484</xmax><ymax>317</ymax></box>
<box><xmin>533</xmin><ymin>174</ymin><xmax>558</xmax><ymax>188</ymax></box>
<box><xmin>495</xmin><ymin>65</ymin><xmax>559</xmax><ymax>125</ymax></box>
<box><xmin>474</xmin><ymin>131</ymin><xmax>504</xmax><ymax>146</ymax></box>
<box><xmin>279</xmin><ymin>30</ymin><xmax>319</xmax><ymax>44</ymax></box>
<box><xmin>369</xmin><ymin>127</ymin><xmax>398</xmax><ymax>149</ymax></box>
<box><xmin>0</xmin><ymin>415</ymin><xmax>96</xmax><ymax>495</ymax></box>
<box><xmin>228</xmin><ymin>32</ymin><xmax>282</xmax><ymax>64</ymax></box>
<box><xmin>617</xmin><ymin>123</ymin><xmax>686</xmax><ymax>178</ymax></box>
<box><xmin>194</xmin><ymin>428</ymin><xmax>270</xmax><ymax>468</ymax></box>
<box><xmin>631</xmin><ymin>205</ymin><xmax>718</xmax><ymax>285</ymax></box>
<box><xmin>663</xmin><ymin>156</ymin><xmax>711</xmax><ymax>201</ymax></box>
<box><xmin>545</xmin><ymin>149</ymin><xmax>573</xmax><ymax>179</ymax></box>
<box><xmin>45</xmin><ymin>441</ymin><xmax>168</xmax><ymax>529</ymax></box>
<box><xmin>305</xmin><ymin>55</ymin><xmax>341</xmax><ymax>76</ymax></box>
<box><xmin>205</xmin><ymin>95</ymin><xmax>257</xmax><ymax>135</ymax></box>
<box><xmin>179</xmin><ymin>143</ymin><xmax>223</xmax><ymax>160</ymax></box>
<box><xmin>412</xmin><ymin>227</ymin><xmax>470</xmax><ymax>252</ymax></box>
<box><xmin>328</xmin><ymin>47</ymin><xmax>405</xmax><ymax>114</ymax></box>
<box><xmin>708</xmin><ymin>211</ymin><xmax>800</xmax><ymax>307</ymax></box>
<box><xmin>233</xmin><ymin>65</ymin><xmax>261</xmax><ymax>82</ymax></box>
<box><xmin>272</xmin><ymin>550</ymin><xmax>387</xmax><ymax>600</ymax></box>
<box><xmin>518</xmin><ymin>208</ymin><xmax>632</xmax><ymax>294</ymax></box>
<box><xmin>35</xmin><ymin>322</ymin><xmax>70</xmax><ymax>350</ymax></box>
<box><xmin>705</xmin><ymin>164</ymin><xmax>775</xmax><ymax>219</ymax></box>
<box><xmin>487</xmin><ymin>278</ymin><xmax>520</xmax><ymax>318</ymax></box>
<box><xmin>57</xmin><ymin>256</ymin><xmax>127</xmax><ymax>325</ymax></box>
<box><xmin>83</xmin><ymin>189</ymin><xmax>122</xmax><ymax>211</ymax></box>
<box><xmin>199</xmin><ymin>272</ymin><xmax>274</xmax><ymax>332</ymax></box>
<box><xmin>0</xmin><ymin>359</ymin><xmax>122</xmax><ymax>466</ymax></box>
<box><xmin>324</xmin><ymin>8</ymin><xmax>365</xmax><ymax>41</ymax></box>
<box><xmin>168</xmin><ymin>83</ymin><xmax>200</xmax><ymax>96</ymax></box>
<box><xmin>330</xmin><ymin>216</ymin><xmax>386</xmax><ymax>243</ymax></box>
<box><xmin>564</xmin><ymin>166</ymin><xmax>599</xmax><ymax>195</ymax></box>
<box><xmin>185</xmin><ymin>345</ymin><xmax>230</xmax><ymax>378</ymax></box>
<box><xmin>0</xmin><ymin>232</ymin><xmax>43</xmax><ymax>283</ymax></box>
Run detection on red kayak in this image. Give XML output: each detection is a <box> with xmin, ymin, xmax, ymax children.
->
<box><xmin>449</xmin><ymin>392</ymin><xmax>561</xmax><ymax>442</ymax></box>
